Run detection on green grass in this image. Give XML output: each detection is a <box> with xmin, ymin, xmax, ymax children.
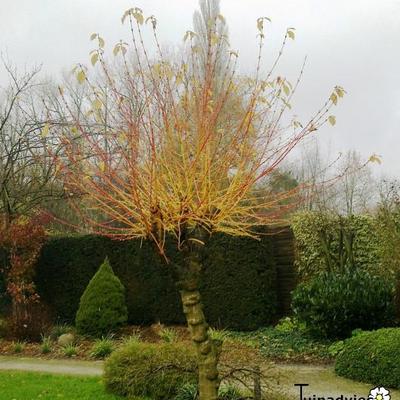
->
<box><xmin>0</xmin><ymin>371</ymin><xmax>125</xmax><ymax>400</ymax></box>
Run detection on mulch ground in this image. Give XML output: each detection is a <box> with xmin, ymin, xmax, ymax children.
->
<box><xmin>0</xmin><ymin>324</ymin><xmax>191</xmax><ymax>361</ymax></box>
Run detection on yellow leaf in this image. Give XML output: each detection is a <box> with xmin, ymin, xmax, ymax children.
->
<box><xmin>77</xmin><ymin>70</ymin><xmax>86</xmax><ymax>84</ymax></box>
<box><xmin>92</xmin><ymin>99</ymin><xmax>102</xmax><ymax>110</ymax></box>
<box><xmin>287</xmin><ymin>29</ymin><xmax>295</xmax><ymax>40</ymax></box>
<box><xmin>330</xmin><ymin>93</ymin><xmax>338</xmax><ymax>105</ymax></box>
<box><xmin>133</xmin><ymin>12</ymin><xmax>144</xmax><ymax>25</ymax></box>
<box><xmin>369</xmin><ymin>154</ymin><xmax>382</xmax><ymax>164</ymax></box>
<box><xmin>217</xmin><ymin>14</ymin><xmax>225</xmax><ymax>24</ymax></box>
<box><xmin>257</xmin><ymin>17</ymin><xmax>271</xmax><ymax>33</ymax></box>
<box><xmin>117</xmin><ymin>132</ymin><xmax>127</xmax><ymax>144</ymax></box>
<box><xmin>211</xmin><ymin>33</ymin><xmax>219</xmax><ymax>46</ymax></box>
<box><xmin>121</xmin><ymin>10</ymin><xmax>130</xmax><ymax>24</ymax></box>
<box><xmin>335</xmin><ymin>86</ymin><xmax>346</xmax><ymax>98</ymax></box>
<box><xmin>113</xmin><ymin>45</ymin><xmax>120</xmax><ymax>56</ymax></box>
<box><xmin>175</xmin><ymin>72</ymin><xmax>183</xmax><ymax>85</ymax></box>
<box><xmin>145</xmin><ymin>16</ymin><xmax>157</xmax><ymax>29</ymax></box>
<box><xmin>98</xmin><ymin>36</ymin><xmax>105</xmax><ymax>48</ymax></box>
<box><xmin>41</xmin><ymin>123</ymin><xmax>50</xmax><ymax>138</ymax></box>
<box><xmin>99</xmin><ymin>161</ymin><xmax>105</xmax><ymax>172</ymax></box>
<box><xmin>328</xmin><ymin>115</ymin><xmax>336</xmax><ymax>126</ymax></box>
<box><xmin>90</xmin><ymin>52</ymin><xmax>99</xmax><ymax>66</ymax></box>
<box><xmin>257</xmin><ymin>18</ymin><xmax>264</xmax><ymax>33</ymax></box>
<box><xmin>283</xmin><ymin>84</ymin><xmax>290</xmax><ymax>96</ymax></box>
<box><xmin>90</xmin><ymin>33</ymin><xmax>97</xmax><ymax>41</ymax></box>
<box><xmin>184</xmin><ymin>31</ymin><xmax>196</xmax><ymax>42</ymax></box>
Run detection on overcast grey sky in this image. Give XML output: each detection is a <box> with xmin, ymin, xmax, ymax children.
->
<box><xmin>1</xmin><ymin>0</ymin><xmax>399</xmax><ymax>177</ymax></box>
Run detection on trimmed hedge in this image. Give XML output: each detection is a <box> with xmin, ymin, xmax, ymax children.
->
<box><xmin>75</xmin><ymin>258</ymin><xmax>128</xmax><ymax>337</ymax></box>
<box><xmin>35</xmin><ymin>232</ymin><xmax>277</xmax><ymax>330</ymax></box>
<box><xmin>104</xmin><ymin>340</ymin><xmax>197</xmax><ymax>399</ymax></box>
<box><xmin>292</xmin><ymin>212</ymin><xmax>382</xmax><ymax>279</ymax></box>
<box><xmin>335</xmin><ymin>328</ymin><xmax>400</xmax><ymax>388</ymax></box>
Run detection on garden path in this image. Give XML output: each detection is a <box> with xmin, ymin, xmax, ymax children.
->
<box><xmin>275</xmin><ymin>363</ymin><xmax>400</xmax><ymax>399</ymax></box>
<box><xmin>0</xmin><ymin>356</ymin><xmax>103</xmax><ymax>376</ymax></box>
<box><xmin>0</xmin><ymin>357</ymin><xmax>399</xmax><ymax>399</ymax></box>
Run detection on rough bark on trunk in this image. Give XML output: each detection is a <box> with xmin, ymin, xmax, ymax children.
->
<box><xmin>180</xmin><ymin>286</ymin><xmax>220</xmax><ymax>400</ymax></box>
<box><xmin>176</xmin><ymin>236</ymin><xmax>221</xmax><ymax>400</ymax></box>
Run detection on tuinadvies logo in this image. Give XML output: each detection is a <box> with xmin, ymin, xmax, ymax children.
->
<box><xmin>294</xmin><ymin>384</ymin><xmax>391</xmax><ymax>400</ymax></box>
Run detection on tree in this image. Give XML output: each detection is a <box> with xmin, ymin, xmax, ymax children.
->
<box><xmin>52</xmin><ymin>5</ymin><xmax>343</xmax><ymax>399</ymax></box>
<box><xmin>336</xmin><ymin>150</ymin><xmax>376</xmax><ymax>215</ymax></box>
<box><xmin>0</xmin><ymin>62</ymin><xmax>62</xmax><ymax>226</ymax></box>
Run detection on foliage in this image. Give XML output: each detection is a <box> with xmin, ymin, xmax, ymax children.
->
<box><xmin>227</xmin><ymin>321</ymin><xmax>333</xmax><ymax>363</ymax></box>
<box><xmin>375</xmin><ymin>181</ymin><xmax>400</xmax><ymax>276</ymax></box>
<box><xmin>218</xmin><ymin>386</ymin><xmax>244</xmax><ymax>400</ymax></box>
<box><xmin>104</xmin><ymin>341</ymin><xmax>197</xmax><ymax>400</ymax></box>
<box><xmin>335</xmin><ymin>328</ymin><xmax>400</xmax><ymax>388</ymax></box>
<box><xmin>208</xmin><ymin>328</ymin><xmax>229</xmax><ymax>342</ymax></box>
<box><xmin>0</xmin><ymin>371</ymin><xmax>123</xmax><ymax>400</ymax></box>
<box><xmin>274</xmin><ymin>316</ymin><xmax>306</xmax><ymax>333</ymax></box>
<box><xmin>158</xmin><ymin>327</ymin><xmax>177</xmax><ymax>343</ymax></box>
<box><xmin>12</xmin><ymin>340</ymin><xmax>26</xmax><ymax>353</ymax></box>
<box><xmin>0</xmin><ymin>214</ymin><xmax>49</xmax><ymax>340</ymax></box>
<box><xmin>292</xmin><ymin>212</ymin><xmax>382</xmax><ymax>279</ymax></box>
<box><xmin>75</xmin><ymin>258</ymin><xmax>128</xmax><ymax>337</ymax></box>
<box><xmin>327</xmin><ymin>340</ymin><xmax>345</xmax><ymax>357</ymax></box>
<box><xmin>40</xmin><ymin>335</ymin><xmax>52</xmax><ymax>354</ymax></box>
<box><xmin>174</xmin><ymin>383</ymin><xmax>245</xmax><ymax>400</ymax></box>
<box><xmin>62</xmin><ymin>343</ymin><xmax>78</xmax><ymax>357</ymax></box>
<box><xmin>174</xmin><ymin>383</ymin><xmax>199</xmax><ymax>400</ymax></box>
<box><xmin>36</xmin><ymin>233</ymin><xmax>277</xmax><ymax>331</ymax></box>
<box><xmin>90</xmin><ymin>337</ymin><xmax>115</xmax><ymax>358</ymax></box>
<box><xmin>292</xmin><ymin>268</ymin><xmax>396</xmax><ymax>339</ymax></box>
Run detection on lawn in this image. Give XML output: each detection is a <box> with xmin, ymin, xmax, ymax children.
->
<box><xmin>0</xmin><ymin>371</ymin><xmax>123</xmax><ymax>400</ymax></box>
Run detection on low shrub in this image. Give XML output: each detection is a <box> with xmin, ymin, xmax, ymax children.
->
<box><xmin>12</xmin><ymin>341</ymin><xmax>25</xmax><ymax>353</ymax></box>
<box><xmin>40</xmin><ymin>335</ymin><xmax>52</xmax><ymax>354</ymax></box>
<box><xmin>335</xmin><ymin>328</ymin><xmax>400</xmax><ymax>388</ymax></box>
<box><xmin>75</xmin><ymin>258</ymin><xmax>128</xmax><ymax>337</ymax></box>
<box><xmin>174</xmin><ymin>383</ymin><xmax>245</xmax><ymax>400</ymax></box>
<box><xmin>104</xmin><ymin>341</ymin><xmax>197</xmax><ymax>399</ymax></box>
<box><xmin>292</xmin><ymin>268</ymin><xmax>396</xmax><ymax>339</ymax></box>
<box><xmin>90</xmin><ymin>337</ymin><xmax>114</xmax><ymax>358</ymax></box>
<box><xmin>62</xmin><ymin>343</ymin><xmax>78</xmax><ymax>357</ymax></box>
<box><xmin>218</xmin><ymin>385</ymin><xmax>244</xmax><ymax>400</ymax></box>
<box><xmin>157</xmin><ymin>327</ymin><xmax>177</xmax><ymax>343</ymax></box>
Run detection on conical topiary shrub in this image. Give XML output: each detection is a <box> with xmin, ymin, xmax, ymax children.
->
<box><xmin>75</xmin><ymin>257</ymin><xmax>128</xmax><ymax>337</ymax></box>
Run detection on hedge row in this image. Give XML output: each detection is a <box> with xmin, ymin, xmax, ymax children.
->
<box><xmin>35</xmin><ymin>231</ymin><xmax>277</xmax><ymax>331</ymax></box>
<box><xmin>291</xmin><ymin>212</ymin><xmax>382</xmax><ymax>279</ymax></box>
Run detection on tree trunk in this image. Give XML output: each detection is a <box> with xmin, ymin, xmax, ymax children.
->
<box><xmin>180</xmin><ymin>286</ymin><xmax>220</xmax><ymax>400</ymax></box>
<box><xmin>176</xmin><ymin>239</ymin><xmax>221</xmax><ymax>400</ymax></box>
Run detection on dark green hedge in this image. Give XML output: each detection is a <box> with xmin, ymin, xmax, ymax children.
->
<box><xmin>35</xmin><ymin>232</ymin><xmax>277</xmax><ymax>331</ymax></box>
<box><xmin>335</xmin><ymin>328</ymin><xmax>400</xmax><ymax>388</ymax></box>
